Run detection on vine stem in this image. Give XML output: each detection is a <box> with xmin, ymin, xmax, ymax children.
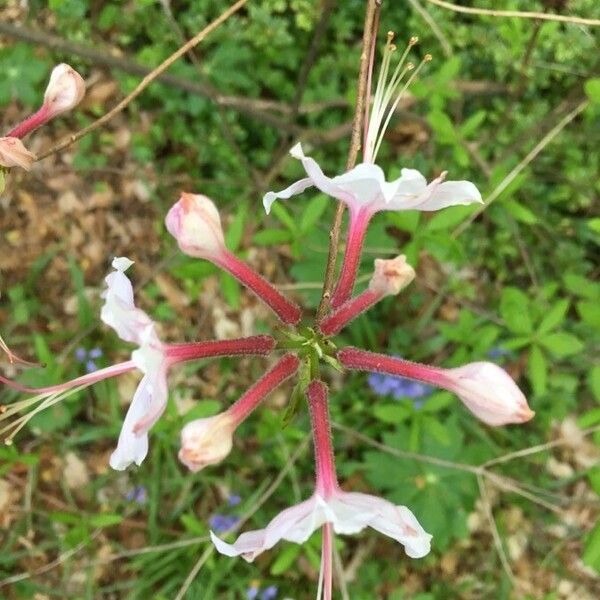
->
<box><xmin>315</xmin><ymin>0</ymin><xmax>381</xmax><ymax>322</ymax></box>
<box><xmin>35</xmin><ymin>0</ymin><xmax>249</xmax><ymax>161</ymax></box>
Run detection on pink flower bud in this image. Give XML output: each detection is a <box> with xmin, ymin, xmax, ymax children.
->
<box><xmin>368</xmin><ymin>255</ymin><xmax>415</xmax><ymax>296</ymax></box>
<box><xmin>178</xmin><ymin>413</ymin><xmax>235</xmax><ymax>472</ymax></box>
<box><xmin>0</xmin><ymin>137</ymin><xmax>36</xmax><ymax>170</ymax></box>
<box><xmin>165</xmin><ymin>193</ymin><xmax>226</xmax><ymax>259</ymax></box>
<box><xmin>43</xmin><ymin>64</ymin><xmax>85</xmax><ymax>117</ymax></box>
<box><xmin>445</xmin><ymin>362</ymin><xmax>534</xmax><ymax>426</ymax></box>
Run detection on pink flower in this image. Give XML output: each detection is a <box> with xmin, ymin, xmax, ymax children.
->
<box><xmin>368</xmin><ymin>255</ymin><xmax>415</xmax><ymax>296</ymax></box>
<box><xmin>179</xmin><ymin>413</ymin><xmax>235</xmax><ymax>472</ymax></box>
<box><xmin>444</xmin><ymin>362</ymin><xmax>535</xmax><ymax>426</ymax></box>
<box><xmin>211</xmin><ymin>489</ymin><xmax>431</xmax><ymax>562</ymax></box>
<box><xmin>166</xmin><ymin>193</ymin><xmax>302</xmax><ymax>324</ymax></box>
<box><xmin>319</xmin><ymin>255</ymin><xmax>414</xmax><ymax>336</ymax></box>
<box><xmin>338</xmin><ymin>348</ymin><xmax>534</xmax><ymax>427</ymax></box>
<box><xmin>43</xmin><ymin>63</ymin><xmax>86</xmax><ymax>118</ymax></box>
<box><xmin>165</xmin><ymin>193</ymin><xmax>226</xmax><ymax>259</ymax></box>
<box><xmin>263</xmin><ymin>142</ymin><xmax>481</xmax><ymax>217</ymax></box>
<box><xmin>0</xmin><ymin>137</ymin><xmax>36</xmax><ymax>170</ymax></box>
<box><xmin>100</xmin><ymin>257</ymin><xmax>169</xmax><ymax>469</ymax></box>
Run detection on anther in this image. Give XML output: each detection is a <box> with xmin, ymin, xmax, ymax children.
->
<box><xmin>407</xmin><ymin>62</ymin><xmax>415</xmax><ymax>71</ymax></box>
<box><xmin>424</xmin><ymin>54</ymin><xmax>433</xmax><ymax>62</ymax></box>
<box><xmin>409</xmin><ymin>36</ymin><xmax>419</xmax><ymax>46</ymax></box>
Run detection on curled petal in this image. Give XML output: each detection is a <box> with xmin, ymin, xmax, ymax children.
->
<box><xmin>211</xmin><ymin>491</ymin><xmax>431</xmax><ymax>562</ymax></box>
<box><xmin>109</xmin><ymin>368</ymin><xmax>168</xmax><ymax>470</ymax></box>
<box><xmin>100</xmin><ymin>257</ymin><xmax>155</xmax><ymax>345</ymax></box>
<box><xmin>368</xmin><ymin>255</ymin><xmax>415</xmax><ymax>297</ymax></box>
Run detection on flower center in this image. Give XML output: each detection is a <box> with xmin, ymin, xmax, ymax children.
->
<box><xmin>364</xmin><ymin>32</ymin><xmax>432</xmax><ymax>164</ymax></box>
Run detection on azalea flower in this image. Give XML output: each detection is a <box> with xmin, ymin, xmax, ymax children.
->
<box><xmin>338</xmin><ymin>348</ymin><xmax>534</xmax><ymax>426</ymax></box>
<box><xmin>6</xmin><ymin>63</ymin><xmax>85</xmax><ymax>139</ymax></box>
<box><xmin>0</xmin><ymin>257</ymin><xmax>277</xmax><ymax>465</ymax></box>
<box><xmin>0</xmin><ymin>137</ymin><xmax>36</xmax><ymax>170</ymax></box>
<box><xmin>319</xmin><ymin>254</ymin><xmax>415</xmax><ymax>336</ymax></box>
<box><xmin>167</xmin><ymin>193</ymin><xmax>302</xmax><ymax>324</ymax></box>
<box><xmin>212</xmin><ymin>380</ymin><xmax>431</xmax><ymax>596</ymax></box>
<box><xmin>178</xmin><ymin>354</ymin><xmax>299</xmax><ymax>472</ymax></box>
<box><xmin>263</xmin><ymin>34</ymin><xmax>482</xmax><ymax>308</ymax></box>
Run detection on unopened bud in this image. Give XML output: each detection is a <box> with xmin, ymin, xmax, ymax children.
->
<box><xmin>445</xmin><ymin>362</ymin><xmax>534</xmax><ymax>426</ymax></box>
<box><xmin>166</xmin><ymin>193</ymin><xmax>226</xmax><ymax>259</ymax></box>
<box><xmin>43</xmin><ymin>64</ymin><xmax>85</xmax><ymax>117</ymax></box>
<box><xmin>178</xmin><ymin>413</ymin><xmax>235</xmax><ymax>472</ymax></box>
<box><xmin>369</xmin><ymin>255</ymin><xmax>415</xmax><ymax>296</ymax></box>
<box><xmin>0</xmin><ymin>137</ymin><xmax>36</xmax><ymax>170</ymax></box>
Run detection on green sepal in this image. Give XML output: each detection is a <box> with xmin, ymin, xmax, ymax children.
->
<box><xmin>282</xmin><ymin>358</ymin><xmax>311</xmax><ymax>428</ymax></box>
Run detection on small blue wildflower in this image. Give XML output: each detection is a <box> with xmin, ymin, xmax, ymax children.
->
<box><xmin>75</xmin><ymin>347</ymin><xmax>103</xmax><ymax>373</ymax></box>
<box><xmin>246</xmin><ymin>584</ymin><xmax>260</xmax><ymax>600</ymax></box>
<box><xmin>368</xmin><ymin>371</ymin><xmax>431</xmax><ymax>408</ymax></box>
<box><xmin>227</xmin><ymin>493</ymin><xmax>242</xmax><ymax>507</ymax></box>
<box><xmin>260</xmin><ymin>585</ymin><xmax>278</xmax><ymax>600</ymax></box>
<box><xmin>209</xmin><ymin>514</ymin><xmax>240</xmax><ymax>533</ymax></box>
<box><xmin>488</xmin><ymin>346</ymin><xmax>510</xmax><ymax>360</ymax></box>
<box><xmin>125</xmin><ymin>485</ymin><xmax>147</xmax><ymax>504</ymax></box>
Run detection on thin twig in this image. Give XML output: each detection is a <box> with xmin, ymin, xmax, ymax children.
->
<box><xmin>477</xmin><ymin>474</ymin><xmax>517</xmax><ymax>586</ymax></box>
<box><xmin>422</xmin><ymin>0</ymin><xmax>600</xmax><ymax>26</ymax></box>
<box><xmin>315</xmin><ymin>0</ymin><xmax>381</xmax><ymax>321</ymax></box>
<box><xmin>483</xmin><ymin>423</ymin><xmax>600</xmax><ymax>468</ymax></box>
<box><xmin>35</xmin><ymin>0</ymin><xmax>249</xmax><ymax>161</ymax></box>
<box><xmin>453</xmin><ymin>100</ymin><xmax>589</xmax><ymax>236</ymax></box>
<box><xmin>406</xmin><ymin>0</ymin><xmax>453</xmax><ymax>57</ymax></box>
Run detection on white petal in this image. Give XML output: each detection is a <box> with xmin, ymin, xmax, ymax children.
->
<box><xmin>414</xmin><ymin>179</ymin><xmax>482</xmax><ymax>211</ymax></box>
<box><xmin>101</xmin><ymin>258</ymin><xmax>154</xmax><ymax>345</ymax></box>
<box><xmin>211</xmin><ymin>497</ymin><xmax>320</xmax><ymax>562</ymax></box>
<box><xmin>329</xmin><ymin>492</ymin><xmax>432</xmax><ymax>558</ymax></box>
<box><xmin>263</xmin><ymin>177</ymin><xmax>313</xmax><ymax>214</ymax></box>
<box><xmin>109</xmin><ymin>368</ymin><xmax>168</xmax><ymax>470</ymax></box>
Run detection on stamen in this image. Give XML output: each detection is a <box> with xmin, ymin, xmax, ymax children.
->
<box><xmin>371</xmin><ymin>54</ymin><xmax>432</xmax><ymax>161</ymax></box>
<box><xmin>364</xmin><ymin>35</ymin><xmax>431</xmax><ymax>164</ymax></box>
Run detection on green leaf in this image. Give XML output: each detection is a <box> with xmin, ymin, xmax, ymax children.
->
<box><xmin>577</xmin><ymin>301</ymin><xmax>600</xmax><ymax>330</ymax></box>
<box><xmin>225</xmin><ymin>203</ymin><xmax>247</xmax><ymax>251</ymax></box>
<box><xmin>583</xmin><ymin>522</ymin><xmax>600</xmax><ymax>572</ymax></box>
<box><xmin>537</xmin><ymin>299</ymin><xmax>569</xmax><ymax>335</ymax></box>
<box><xmin>503</xmin><ymin>199</ymin><xmax>538</xmax><ymax>225</ymax></box>
<box><xmin>373</xmin><ymin>403</ymin><xmax>412</xmax><ymax>424</ymax></box>
<box><xmin>528</xmin><ymin>345</ymin><xmax>547</xmax><ymax>396</ymax></box>
<box><xmin>421</xmin><ymin>392</ymin><xmax>453</xmax><ymax>413</ymax></box>
<box><xmin>270</xmin><ymin>543</ymin><xmax>301</xmax><ymax>575</ymax></box>
<box><xmin>588</xmin><ymin>366</ymin><xmax>600</xmax><ymax>403</ymax></box>
<box><xmin>500</xmin><ymin>287</ymin><xmax>533</xmax><ymax>334</ymax></box>
<box><xmin>588</xmin><ymin>467</ymin><xmax>600</xmax><ymax>496</ymax></box>
<box><xmin>539</xmin><ymin>332</ymin><xmax>583</xmax><ymax>357</ymax></box>
<box><xmin>220</xmin><ymin>272</ymin><xmax>240</xmax><ymax>310</ymax></box>
<box><xmin>425</xmin><ymin>205</ymin><xmax>476</xmax><ymax>232</ymax></box>
<box><xmin>253</xmin><ymin>229</ymin><xmax>293</xmax><ymax>246</ymax></box>
<box><xmin>89</xmin><ymin>514</ymin><xmax>123</xmax><ymax>528</ymax></box>
<box><xmin>300</xmin><ymin>194</ymin><xmax>329</xmax><ymax>233</ymax></box>
<box><xmin>584</xmin><ymin>78</ymin><xmax>600</xmax><ymax>103</ymax></box>
<box><xmin>270</xmin><ymin>203</ymin><xmax>297</xmax><ymax>233</ymax></box>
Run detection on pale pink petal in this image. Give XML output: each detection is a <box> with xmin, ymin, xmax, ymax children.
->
<box><xmin>446</xmin><ymin>362</ymin><xmax>534</xmax><ymax>426</ymax></box>
<box><xmin>263</xmin><ymin>177</ymin><xmax>313</xmax><ymax>214</ymax></box>
<box><xmin>100</xmin><ymin>257</ymin><xmax>154</xmax><ymax>345</ymax></box>
<box><xmin>109</xmin><ymin>368</ymin><xmax>168</xmax><ymax>470</ymax></box>
<box><xmin>211</xmin><ymin>497</ymin><xmax>320</xmax><ymax>562</ymax></box>
<box><xmin>331</xmin><ymin>492</ymin><xmax>432</xmax><ymax>558</ymax></box>
<box><xmin>0</xmin><ymin>137</ymin><xmax>36</xmax><ymax>170</ymax></box>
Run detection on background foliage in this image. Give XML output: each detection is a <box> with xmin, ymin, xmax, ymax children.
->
<box><xmin>0</xmin><ymin>0</ymin><xmax>599</xmax><ymax>598</ymax></box>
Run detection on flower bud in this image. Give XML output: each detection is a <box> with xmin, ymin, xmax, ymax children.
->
<box><xmin>369</xmin><ymin>255</ymin><xmax>415</xmax><ymax>296</ymax></box>
<box><xmin>43</xmin><ymin>64</ymin><xmax>85</xmax><ymax>117</ymax></box>
<box><xmin>0</xmin><ymin>137</ymin><xmax>36</xmax><ymax>170</ymax></box>
<box><xmin>165</xmin><ymin>193</ymin><xmax>226</xmax><ymax>259</ymax></box>
<box><xmin>178</xmin><ymin>413</ymin><xmax>235</xmax><ymax>472</ymax></box>
<box><xmin>445</xmin><ymin>362</ymin><xmax>534</xmax><ymax>426</ymax></box>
